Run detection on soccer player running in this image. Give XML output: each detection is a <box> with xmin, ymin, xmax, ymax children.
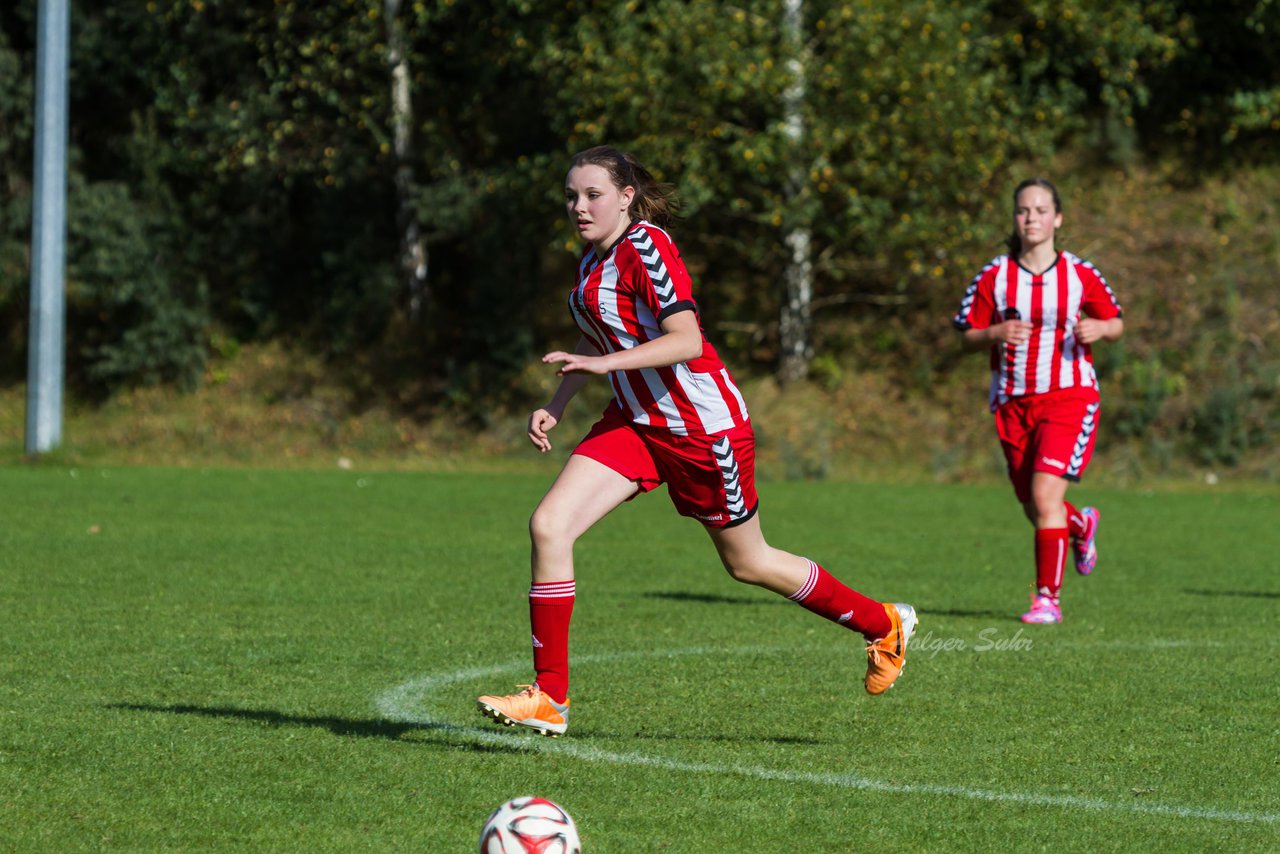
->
<box><xmin>952</xmin><ymin>177</ymin><xmax>1124</xmax><ymax>624</ymax></box>
<box><xmin>477</xmin><ymin>145</ymin><xmax>916</xmax><ymax>736</ymax></box>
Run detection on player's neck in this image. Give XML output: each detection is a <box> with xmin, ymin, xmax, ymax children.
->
<box><xmin>593</xmin><ymin>219</ymin><xmax>634</xmax><ymax>258</ymax></box>
<box><xmin>1017</xmin><ymin>244</ymin><xmax>1058</xmax><ymax>275</ymax></box>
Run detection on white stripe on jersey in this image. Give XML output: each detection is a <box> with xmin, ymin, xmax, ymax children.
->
<box><xmin>594</xmin><ymin>258</ymin><xmax>625</xmax><ymax>346</ymax></box>
<box><xmin>671</xmin><ymin>366</ymin><xmax>736</xmax><ymax>435</ymax></box>
<box><xmin>639</xmin><ymin>367</ymin><xmax>688</xmax><ymax>434</ymax></box>
<box><xmin>992</xmin><ymin>261</ymin><xmax>1027</xmax><ymax>397</ymax></box>
<box><xmin>610</xmin><ymin>371</ymin><xmax>651</xmax><ymax>427</ymax></box>
<box><xmin>1032</xmin><ymin>265</ymin><xmax>1063</xmax><ymax>394</ymax></box>
<box><xmin>721</xmin><ymin>369</ymin><xmax>749</xmax><ymax>419</ymax></box>
<box><xmin>1060</xmin><ymin>262</ymin><xmax>1090</xmax><ymax>391</ymax></box>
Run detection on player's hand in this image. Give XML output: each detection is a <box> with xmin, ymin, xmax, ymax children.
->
<box><xmin>993</xmin><ymin>319</ymin><xmax>1033</xmax><ymax>345</ymax></box>
<box><xmin>528</xmin><ymin>408</ymin><xmax>560</xmax><ymax>453</ymax></box>
<box><xmin>1074</xmin><ymin>318</ymin><xmax>1104</xmax><ymax>344</ymax></box>
<box><xmin>543</xmin><ymin>350</ymin><xmax>609</xmax><ymax>376</ymax></box>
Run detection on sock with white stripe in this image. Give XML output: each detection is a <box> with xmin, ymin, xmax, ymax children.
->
<box><xmin>529</xmin><ymin>580</ymin><xmax>575</xmax><ymax>704</ymax></box>
<box><xmin>787</xmin><ymin>559</ymin><xmax>892</xmax><ymax>641</ymax></box>
<box><xmin>1064</xmin><ymin>502</ymin><xmax>1087</xmax><ymax>540</ymax></box>
<box><xmin>1034</xmin><ymin>528</ymin><xmax>1068</xmax><ymax>602</ymax></box>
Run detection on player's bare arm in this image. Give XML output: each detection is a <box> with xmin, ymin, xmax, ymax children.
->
<box><xmin>543</xmin><ymin>310</ymin><xmax>702</xmax><ymax>376</ymax></box>
<box><xmin>528</xmin><ymin>337</ymin><xmax>597</xmax><ymax>452</ymax></box>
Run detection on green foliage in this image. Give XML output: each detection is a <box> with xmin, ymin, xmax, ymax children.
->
<box><xmin>0</xmin><ymin>17</ymin><xmax>33</xmax><ymax>380</ymax></box>
<box><xmin>1102</xmin><ymin>348</ymin><xmax>1186</xmax><ymax>440</ymax></box>
<box><xmin>1186</xmin><ymin>370</ymin><xmax>1277</xmax><ymax>467</ymax></box>
<box><xmin>64</xmin><ymin>179</ymin><xmax>207</xmax><ymax>393</ymax></box>
<box><xmin>1141</xmin><ymin>0</ymin><xmax>1280</xmax><ymax>156</ymax></box>
<box><xmin>0</xmin><ymin>0</ymin><xmax>1277</xmax><ymax>474</ymax></box>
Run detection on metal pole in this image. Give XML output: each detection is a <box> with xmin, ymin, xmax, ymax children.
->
<box><xmin>25</xmin><ymin>0</ymin><xmax>70</xmax><ymax>455</ymax></box>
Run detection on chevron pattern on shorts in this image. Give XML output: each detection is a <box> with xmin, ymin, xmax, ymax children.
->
<box><xmin>1067</xmin><ymin>401</ymin><xmax>1100</xmax><ymax>478</ymax></box>
<box><xmin>627</xmin><ymin>228</ymin><xmax>677</xmax><ymax>306</ymax></box>
<box><xmin>712</xmin><ymin>436</ymin><xmax>747</xmax><ymax>519</ymax></box>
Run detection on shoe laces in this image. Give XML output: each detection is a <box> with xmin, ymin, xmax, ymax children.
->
<box><xmin>865</xmin><ymin>636</ymin><xmax>894</xmax><ymax>662</ymax></box>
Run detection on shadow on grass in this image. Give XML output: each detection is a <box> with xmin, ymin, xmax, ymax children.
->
<box><xmin>642</xmin><ymin>590</ymin><xmax>782</xmax><ymax>606</ymax></box>
<box><xmin>918</xmin><ymin>607</ymin><xmax>1013</xmax><ymax>621</ymax></box>
<box><xmin>106</xmin><ymin>702</ymin><xmax>518</xmax><ymax>753</ymax></box>
<box><xmin>1182</xmin><ymin>588</ymin><xmax>1280</xmax><ymax>600</ymax></box>
<box><xmin>109</xmin><ymin>702</ymin><xmax>811</xmax><ymax>749</ymax></box>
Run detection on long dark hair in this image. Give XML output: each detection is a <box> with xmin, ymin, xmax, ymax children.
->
<box><xmin>568</xmin><ymin>145</ymin><xmax>679</xmax><ymax>227</ymax></box>
<box><xmin>1006</xmin><ymin>177</ymin><xmax>1063</xmax><ymax>257</ymax></box>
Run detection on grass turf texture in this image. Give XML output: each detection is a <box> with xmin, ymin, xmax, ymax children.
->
<box><xmin>1</xmin><ymin>466</ymin><xmax>1276</xmax><ymax>851</ymax></box>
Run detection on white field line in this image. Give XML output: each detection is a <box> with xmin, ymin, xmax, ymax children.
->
<box><xmin>374</xmin><ymin>647</ymin><xmax>1278</xmax><ymax>826</ymax></box>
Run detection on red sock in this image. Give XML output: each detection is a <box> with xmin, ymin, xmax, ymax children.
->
<box><xmin>1034</xmin><ymin>528</ymin><xmax>1068</xmax><ymax>601</ymax></box>
<box><xmin>529</xmin><ymin>581</ymin><xmax>575</xmax><ymax>703</ymax></box>
<box><xmin>1064</xmin><ymin>502</ymin><xmax>1086</xmax><ymax>539</ymax></box>
<box><xmin>788</xmin><ymin>559</ymin><xmax>891</xmax><ymax>640</ymax></box>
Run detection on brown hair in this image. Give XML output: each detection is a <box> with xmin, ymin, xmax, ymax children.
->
<box><xmin>568</xmin><ymin>145</ymin><xmax>679</xmax><ymax>227</ymax></box>
<box><xmin>1006</xmin><ymin>177</ymin><xmax>1063</xmax><ymax>257</ymax></box>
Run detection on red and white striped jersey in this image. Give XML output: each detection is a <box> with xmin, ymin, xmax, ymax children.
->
<box><xmin>568</xmin><ymin>221</ymin><xmax>749</xmax><ymax>436</ymax></box>
<box><xmin>952</xmin><ymin>251</ymin><xmax>1123</xmax><ymax>408</ymax></box>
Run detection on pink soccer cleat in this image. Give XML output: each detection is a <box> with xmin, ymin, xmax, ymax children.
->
<box><xmin>1073</xmin><ymin>506</ymin><xmax>1100</xmax><ymax>575</ymax></box>
<box><xmin>1020</xmin><ymin>593</ymin><xmax>1062</xmax><ymax>624</ymax></box>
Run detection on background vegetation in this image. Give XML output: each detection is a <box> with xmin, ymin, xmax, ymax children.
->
<box><xmin>0</xmin><ymin>0</ymin><xmax>1276</xmax><ymax>477</ymax></box>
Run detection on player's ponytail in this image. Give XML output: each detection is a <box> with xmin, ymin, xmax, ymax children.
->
<box><xmin>1006</xmin><ymin>176</ymin><xmax>1062</xmax><ymax>257</ymax></box>
<box><xmin>568</xmin><ymin>145</ymin><xmax>679</xmax><ymax>228</ymax></box>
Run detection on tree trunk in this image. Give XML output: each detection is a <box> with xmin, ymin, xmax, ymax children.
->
<box><xmin>385</xmin><ymin>0</ymin><xmax>430</xmax><ymax>324</ymax></box>
<box><xmin>778</xmin><ymin>0</ymin><xmax>812</xmax><ymax>385</ymax></box>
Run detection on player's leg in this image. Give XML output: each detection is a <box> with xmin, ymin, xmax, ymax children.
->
<box><xmin>479</xmin><ymin>424</ymin><xmax>656</xmax><ymax>736</ymax></box>
<box><xmin>1059</xmin><ymin>395</ymin><xmax>1103</xmax><ymax>575</ymax></box>
<box><xmin>705</xmin><ymin>515</ymin><xmax>917</xmax><ymax>694</ymax></box>
<box><xmin>1021</xmin><ymin>471</ymin><xmax>1069</xmax><ymax>624</ymax></box>
<box><xmin>1002</xmin><ymin>412</ymin><xmax>1054</xmax><ymax>620</ymax></box>
<box><xmin>1025</xmin><ymin>496</ymin><xmax>1097</xmax><ymax>571</ymax></box>
<box><xmin>684</xmin><ymin>423</ymin><xmax>915</xmax><ymax>694</ymax></box>
<box><xmin>1021</xmin><ymin>390</ymin><xmax>1103</xmax><ymax>622</ymax></box>
<box><xmin>529</xmin><ymin>453</ymin><xmax>642</xmax><ymax>584</ymax></box>
<box><xmin>706</xmin><ymin>514</ymin><xmax>890</xmax><ymax>634</ymax></box>
<box><xmin>1020</xmin><ymin>491</ymin><xmax>1097</xmax><ymax>572</ymax></box>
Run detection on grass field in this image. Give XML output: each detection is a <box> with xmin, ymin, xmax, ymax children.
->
<box><xmin>1</xmin><ymin>465</ymin><xmax>1277</xmax><ymax>851</ymax></box>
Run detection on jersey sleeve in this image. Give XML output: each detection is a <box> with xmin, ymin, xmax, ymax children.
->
<box><xmin>1078</xmin><ymin>261</ymin><xmax>1123</xmax><ymax>320</ymax></box>
<box><xmin>952</xmin><ymin>259</ymin><xmax>1001</xmax><ymax>331</ymax></box>
<box><xmin>625</xmin><ymin>223</ymin><xmax>697</xmax><ymax>322</ymax></box>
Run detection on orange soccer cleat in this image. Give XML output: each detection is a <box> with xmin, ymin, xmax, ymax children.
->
<box><xmin>477</xmin><ymin>684</ymin><xmax>570</xmax><ymax>737</ymax></box>
<box><xmin>864</xmin><ymin>602</ymin><xmax>918</xmax><ymax>695</ymax></box>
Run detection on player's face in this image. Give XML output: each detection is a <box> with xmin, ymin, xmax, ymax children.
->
<box><xmin>565</xmin><ymin>164</ymin><xmax>634</xmax><ymax>252</ymax></box>
<box><xmin>1013</xmin><ymin>186</ymin><xmax>1062</xmax><ymax>253</ymax></box>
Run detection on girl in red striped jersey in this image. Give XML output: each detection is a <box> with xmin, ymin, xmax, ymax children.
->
<box><xmin>477</xmin><ymin>146</ymin><xmax>917</xmax><ymax>735</ymax></box>
<box><xmin>952</xmin><ymin>177</ymin><xmax>1125</xmax><ymax>624</ymax></box>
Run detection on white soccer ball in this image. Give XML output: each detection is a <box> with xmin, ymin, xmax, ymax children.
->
<box><xmin>478</xmin><ymin>796</ymin><xmax>582</xmax><ymax>853</ymax></box>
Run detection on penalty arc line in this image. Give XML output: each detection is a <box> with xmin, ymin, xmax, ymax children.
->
<box><xmin>374</xmin><ymin>647</ymin><xmax>1278</xmax><ymax>826</ymax></box>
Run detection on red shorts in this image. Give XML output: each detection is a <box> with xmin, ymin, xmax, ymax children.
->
<box><xmin>995</xmin><ymin>388</ymin><xmax>1101</xmax><ymax>503</ymax></box>
<box><xmin>572</xmin><ymin>405</ymin><xmax>759</xmax><ymax>528</ymax></box>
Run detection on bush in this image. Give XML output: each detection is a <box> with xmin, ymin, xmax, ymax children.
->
<box><xmin>65</xmin><ymin>179</ymin><xmax>207</xmax><ymax>394</ymax></box>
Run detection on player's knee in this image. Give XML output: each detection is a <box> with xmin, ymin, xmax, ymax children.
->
<box><xmin>719</xmin><ymin>554</ymin><xmax>766</xmax><ymax>586</ymax></box>
<box><xmin>529</xmin><ymin>507</ymin><xmax>571</xmax><ymax>550</ymax></box>
<box><xmin>1029</xmin><ymin>493</ymin><xmax>1066</xmax><ymax>527</ymax></box>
